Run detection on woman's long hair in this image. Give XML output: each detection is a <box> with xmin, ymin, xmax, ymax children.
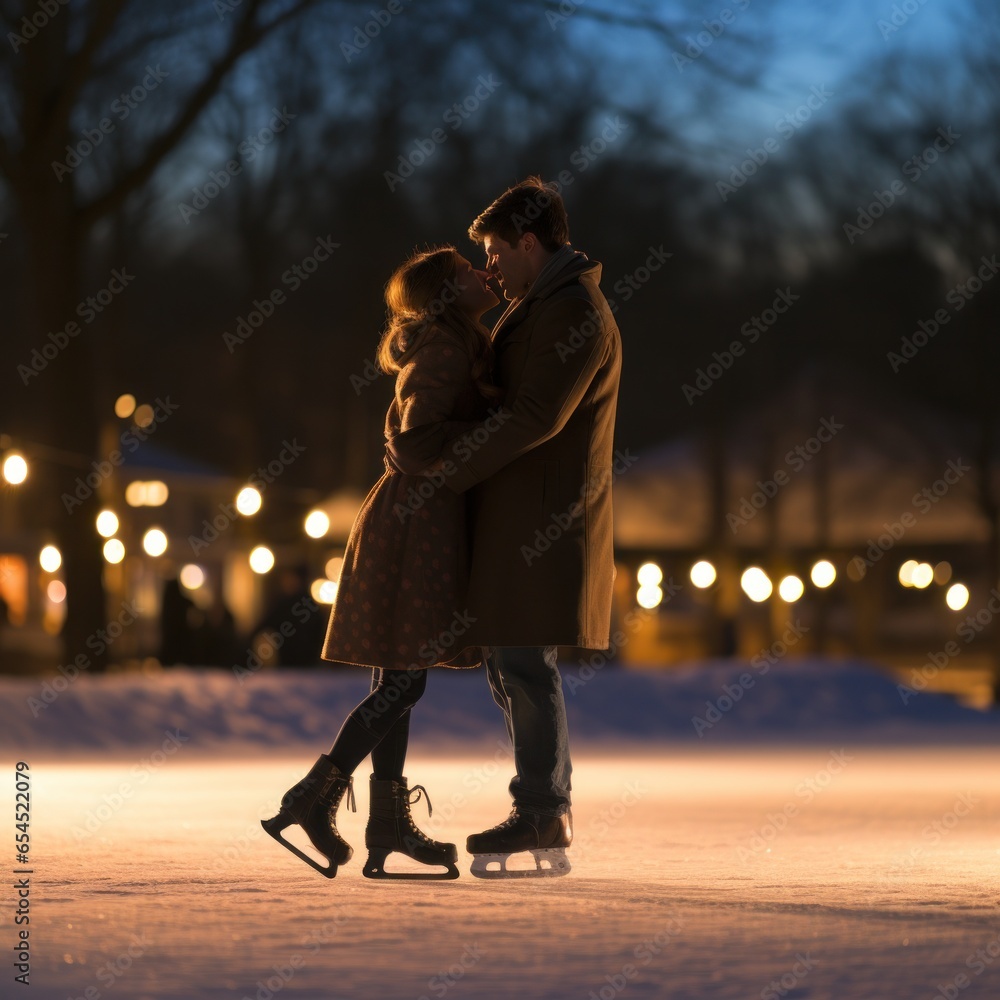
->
<box><xmin>377</xmin><ymin>246</ymin><xmax>500</xmax><ymax>402</ymax></box>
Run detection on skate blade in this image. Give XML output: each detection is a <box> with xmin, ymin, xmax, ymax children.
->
<box><xmin>470</xmin><ymin>848</ymin><xmax>571</xmax><ymax>880</ymax></box>
<box><xmin>362</xmin><ymin>849</ymin><xmax>460</xmax><ymax>881</ymax></box>
<box><xmin>261</xmin><ymin>817</ymin><xmax>342</xmax><ymax>879</ymax></box>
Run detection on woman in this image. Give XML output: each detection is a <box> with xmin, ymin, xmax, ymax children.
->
<box><xmin>262</xmin><ymin>246</ymin><xmax>499</xmax><ymax>880</ymax></box>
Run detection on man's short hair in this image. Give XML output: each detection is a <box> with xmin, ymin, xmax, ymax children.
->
<box><xmin>468</xmin><ymin>176</ymin><xmax>570</xmax><ymax>252</ymax></box>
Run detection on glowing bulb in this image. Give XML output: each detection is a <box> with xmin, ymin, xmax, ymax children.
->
<box><xmin>103</xmin><ymin>539</ymin><xmax>125</xmax><ymax>564</ymax></box>
<box><xmin>179</xmin><ymin>564</ymin><xmax>205</xmax><ymax>590</ymax></box>
<box><xmin>125</xmin><ymin>481</ymin><xmax>146</xmax><ymax>507</ymax></box>
<box><xmin>236</xmin><ymin>487</ymin><xmax>262</xmax><ymax>516</ymax></box>
<box><xmin>2</xmin><ymin>453</ymin><xmax>28</xmax><ymax>484</ymax></box>
<box><xmin>39</xmin><ymin>545</ymin><xmax>62</xmax><ymax>573</ymax></box>
<box><xmin>778</xmin><ymin>575</ymin><xmax>804</xmax><ymax>602</ymax></box>
<box><xmin>114</xmin><ymin>394</ymin><xmax>136</xmax><ymax>419</ymax></box>
<box><xmin>911</xmin><ymin>562</ymin><xmax>934</xmax><ymax>589</ymax></box>
<box><xmin>741</xmin><ymin>567</ymin><xmax>772</xmax><ymax>602</ymax></box>
<box><xmin>133</xmin><ymin>403</ymin><xmax>155</xmax><ymax>428</ymax></box>
<box><xmin>810</xmin><ymin>560</ymin><xmax>836</xmax><ymax>588</ymax></box>
<box><xmin>690</xmin><ymin>560</ymin><xmax>717</xmax><ymax>588</ymax></box>
<box><xmin>311</xmin><ymin>578</ymin><xmax>339</xmax><ymax>604</ymax></box>
<box><xmin>142</xmin><ymin>528</ymin><xmax>168</xmax><ymax>557</ymax></box>
<box><xmin>145</xmin><ymin>481</ymin><xmax>168</xmax><ymax>506</ymax></box>
<box><xmin>96</xmin><ymin>510</ymin><xmax>119</xmax><ymax>538</ymax></box>
<box><xmin>249</xmin><ymin>545</ymin><xmax>274</xmax><ymax>574</ymax></box>
<box><xmin>304</xmin><ymin>509</ymin><xmax>331</xmax><ymax>539</ymax></box>
<box><xmin>946</xmin><ymin>583</ymin><xmax>969</xmax><ymax>611</ymax></box>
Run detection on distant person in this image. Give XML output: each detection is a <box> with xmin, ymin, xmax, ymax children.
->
<box><xmin>158</xmin><ymin>578</ymin><xmax>199</xmax><ymax>666</ymax></box>
<box><xmin>193</xmin><ymin>592</ymin><xmax>239</xmax><ymax>667</ymax></box>
<box><xmin>0</xmin><ymin>592</ymin><xmax>10</xmax><ymax>672</ymax></box>
<box><xmin>261</xmin><ymin>246</ymin><xmax>499</xmax><ymax>880</ymax></box>
<box><xmin>252</xmin><ymin>566</ymin><xmax>324</xmax><ymax>667</ymax></box>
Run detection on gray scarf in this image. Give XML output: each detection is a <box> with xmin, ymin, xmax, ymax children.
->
<box><xmin>492</xmin><ymin>244</ymin><xmax>591</xmax><ymax>339</ymax></box>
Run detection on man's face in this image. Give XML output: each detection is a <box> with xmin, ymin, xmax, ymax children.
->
<box><xmin>483</xmin><ymin>233</ymin><xmax>532</xmax><ymax>301</ymax></box>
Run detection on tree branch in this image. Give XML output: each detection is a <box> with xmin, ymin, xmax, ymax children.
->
<box><xmin>541</xmin><ymin>0</ymin><xmax>763</xmax><ymax>89</ymax></box>
<box><xmin>79</xmin><ymin>0</ymin><xmax>319</xmax><ymax>229</ymax></box>
<box><xmin>41</xmin><ymin>0</ymin><xmax>132</xmax><ymax>148</ymax></box>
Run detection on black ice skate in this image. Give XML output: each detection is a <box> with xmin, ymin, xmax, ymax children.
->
<box><xmin>261</xmin><ymin>754</ymin><xmax>356</xmax><ymax>878</ymax></box>
<box><xmin>467</xmin><ymin>808</ymin><xmax>572</xmax><ymax>879</ymax></box>
<box><xmin>363</xmin><ymin>776</ymin><xmax>459</xmax><ymax>880</ymax></box>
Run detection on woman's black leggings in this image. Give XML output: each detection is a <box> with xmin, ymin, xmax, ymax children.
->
<box><xmin>327</xmin><ymin>668</ymin><xmax>427</xmax><ymax>781</ymax></box>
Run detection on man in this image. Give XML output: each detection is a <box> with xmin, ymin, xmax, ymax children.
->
<box><xmin>390</xmin><ymin>176</ymin><xmax>621</xmax><ymax>878</ymax></box>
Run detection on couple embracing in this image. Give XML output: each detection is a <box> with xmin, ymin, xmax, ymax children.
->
<box><xmin>262</xmin><ymin>176</ymin><xmax>622</xmax><ymax>880</ymax></box>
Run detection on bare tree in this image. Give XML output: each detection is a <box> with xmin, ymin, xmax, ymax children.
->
<box><xmin>0</xmin><ymin>0</ymin><xmax>324</xmax><ymax>669</ymax></box>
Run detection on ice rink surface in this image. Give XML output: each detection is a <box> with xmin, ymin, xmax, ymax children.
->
<box><xmin>18</xmin><ymin>744</ymin><xmax>1000</xmax><ymax>1000</ymax></box>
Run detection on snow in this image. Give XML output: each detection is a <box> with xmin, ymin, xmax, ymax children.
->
<box><xmin>7</xmin><ymin>657</ymin><xmax>1000</xmax><ymax>755</ymax></box>
<box><xmin>4</xmin><ymin>659</ymin><xmax>1000</xmax><ymax>999</ymax></box>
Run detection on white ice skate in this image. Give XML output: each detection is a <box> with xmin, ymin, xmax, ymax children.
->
<box><xmin>469</xmin><ymin>847</ymin><xmax>571</xmax><ymax>879</ymax></box>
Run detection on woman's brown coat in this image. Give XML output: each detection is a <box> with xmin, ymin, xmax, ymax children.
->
<box><xmin>321</xmin><ymin>329</ymin><xmax>487</xmax><ymax>670</ymax></box>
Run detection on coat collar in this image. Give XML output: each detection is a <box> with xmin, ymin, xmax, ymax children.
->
<box><xmin>491</xmin><ymin>246</ymin><xmax>601</xmax><ymax>345</ymax></box>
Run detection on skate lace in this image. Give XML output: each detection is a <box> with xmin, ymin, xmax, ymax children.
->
<box><xmin>326</xmin><ymin>774</ymin><xmax>356</xmax><ymax>813</ymax></box>
<box><xmin>405</xmin><ymin>784</ymin><xmax>433</xmax><ymax>817</ymax></box>
<box><xmin>492</xmin><ymin>808</ymin><xmax>521</xmax><ymax>833</ymax></box>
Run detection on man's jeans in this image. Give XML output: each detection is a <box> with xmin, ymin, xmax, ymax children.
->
<box><xmin>486</xmin><ymin>645</ymin><xmax>572</xmax><ymax>817</ymax></box>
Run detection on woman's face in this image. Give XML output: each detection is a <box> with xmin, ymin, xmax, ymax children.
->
<box><xmin>451</xmin><ymin>255</ymin><xmax>499</xmax><ymax>318</ymax></box>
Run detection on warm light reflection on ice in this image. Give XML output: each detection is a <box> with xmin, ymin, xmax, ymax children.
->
<box><xmin>21</xmin><ymin>747</ymin><xmax>1000</xmax><ymax>1000</ymax></box>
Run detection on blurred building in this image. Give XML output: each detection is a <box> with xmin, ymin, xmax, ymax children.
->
<box><xmin>610</xmin><ymin>373</ymin><xmax>997</xmax><ymax>706</ymax></box>
<box><xmin>0</xmin><ymin>419</ymin><xmax>354</xmax><ymax>671</ymax></box>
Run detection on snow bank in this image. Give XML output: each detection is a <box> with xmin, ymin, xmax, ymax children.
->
<box><xmin>2</xmin><ymin>657</ymin><xmax>997</xmax><ymax>755</ymax></box>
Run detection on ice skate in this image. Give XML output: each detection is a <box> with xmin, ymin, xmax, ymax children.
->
<box><xmin>467</xmin><ymin>808</ymin><xmax>572</xmax><ymax>879</ymax></box>
<box><xmin>363</xmin><ymin>776</ymin><xmax>459</xmax><ymax>880</ymax></box>
<box><xmin>261</xmin><ymin>754</ymin><xmax>356</xmax><ymax>878</ymax></box>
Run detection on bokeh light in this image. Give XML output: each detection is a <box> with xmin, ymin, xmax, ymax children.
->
<box><xmin>180</xmin><ymin>564</ymin><xmax>205</xmax><ymax>590</ymax></box>
<box><xmin>142</xmin><ymin>528</ymin><xmax>168</xmax><ymax>557</ymax></box>
<box><xmin>236</xmin><ymin>487</ymin><xmax>262</xmax><ymax>516</ymax></box>
<box><xmin>103</xmin><ymin>539</ymin><xmax>126</xmax><ymax>564</ymax></box>
<box><xmin>96</xmin><ymin>510</ymin><xmax>120</xmax><ymax>537</ymax></box>
<box><xmin>311</xmin><ymin>578</ymin><xmax>339</xmax><ymax>604</ymax></box>
<box><xmin>911</xmin><ymin>562</ymin><xmax>934</xmax><ymax>589</ymax></box>
<box><xmin>741</xmin><ymin>567</ymin><xmax>772</xmax><ymax>602</ymax></box>
<box><xmin>2</xmin><ymin>453</ymin><xmax>28</xmax><ymax>484</ymax></box>
<box><xmin>39</xmin><ymin>545</ymin><xmax>62</xmax><ymax>573</ymax></box>
<box><xmin>114</xmin><ymin>393</ymin><xmax>136</xmax><ymax>418</ymax></box>
<box><xmin>690</xmin><ymin>560</ymin><xmax>717</xmax><ymax>588</ymax></box>
<box><xmin>636</xmin><ymin>561</ymin><xmax>662</xmax><ymax>587</ymax></box>
<box><xmin>810</xmin><ymin>560</ymin><xmax>836</xmax><ymax>588</ymax></box>
<box><xmin>778</xmin><ymin>575</ymin><xmax>805</xmax><ymax>602</ymax></box>
<box><xmin>249</xmin><ymin>545</ymin><xmax>275</xmax><ymax>574</ymax></box>
<box><xmin>304</xmin><ymin>509</ymin><xmax>331</xmax><ymax>539</ymax></box>
<box><xmin>46</xmin><ymin>580</ymin><xmax>67</xmax><ymax>603</ymax></box>
<box><xmin>133</xmin><ymin>403</ymin><xmax>155</xmax><ymax>428</ymax></box>
<box><xmin>946</xmin><ymin>583</ymin><xmax>969</xmax><ymax>611</ymax></box>
<box><xmin>125</xmin><ymin>481</ymin><xmax>169</xmax><ymax>507</ymax></box>
<box><xmin>145</xmin><ymin>481</ymin><xmax>168</xmax><ymax>506</ymax></box>
<box><xmin>636</xmin><ymin>585</ymin><xmax>663</xmax><ymax>609</ymax></box>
